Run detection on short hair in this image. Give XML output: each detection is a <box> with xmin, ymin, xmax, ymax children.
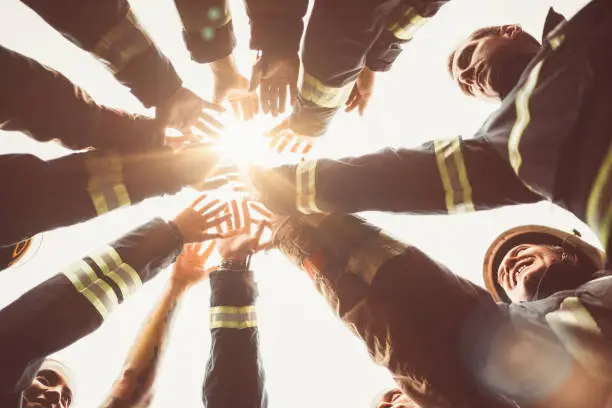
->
<box><xmin>447</xmin><ymin>26</ymin><xmax>504</xmax><ymax>77</ymax></box>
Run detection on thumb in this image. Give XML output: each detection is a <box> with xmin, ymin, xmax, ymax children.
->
<box><xmin>249</xmin><ymin>58</ymin><xmax>265</xmax><ymax>93</ymax></box>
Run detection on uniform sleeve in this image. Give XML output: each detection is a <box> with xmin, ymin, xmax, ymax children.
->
<box><xmin>365</xmin><ymin>0</ymin><xmax>450</xmax><ymax>72</ymax></box>
<box><xmin>0</xmin><ymin>46</ymin><xmax>165</xmax><ymax>153</ymax></box>
<box><xmin>251</xmin><ymin>136</ymin><xmax>542</xmax><ymax>215</ymax></box>
<box><xmin>174</xmin><ymin>0</ymin><xmax>236</xmax><ymax>63</ymax></box>
<box><xmin>288</xmin><ymin>0</ymin><xmax>450</xmax><ymax>137</ymax></box>
<box><xmin>20</xmin><ymin>0</ymin><xmax>182</xmax><ymax>108</ymax></box>
<box><xmin>202</xmin><ymin>267</ymin><xmax>267</xmax><ymax>408</ymax></box>
<box><xmin>244</xmin><ymin>0</ymin><xmax>308</xmax><ymax>56</ymax></box>
<box><xmin>0</xmin><ymin>218</ymin><xmax>182</xmax><ymax>399</ymax></box>
<box><xmin>0</xmin><ymin>145</ymin><xmax>220</xmax><ymax>247</ymax></box>
<box><xmin>272</xmin><ymin>214</ymin><xmax>513</xmax><ymax>408</ymax></box>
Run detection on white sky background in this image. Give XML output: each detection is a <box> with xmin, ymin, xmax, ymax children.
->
<box><xmin>0</xmin><ymin>0</ymin><xmax>599</xmax><ymax>407</ymax></box>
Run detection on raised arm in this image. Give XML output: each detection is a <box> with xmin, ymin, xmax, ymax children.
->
<box><xmin>0</xmin><ymin>199</ymin><xmax>230</xmax><ymax>404</ymax></box>
<box><xmin>0</xmin><ymin>145</ymin><xmax>223</xmax><ymax>247</ymax></box>
<box><xmin>202</xmin><ymin>208</ymin><xmax>269</xmax><ymax>408</ymax></box>
<box><xmin>0</xmin><ymin>45</ymin><xmax>164</xmax><ymax>152</ymax></box>
<box><xmin>101</xmin><ymin>236</ymin><xmax>222</xmax><ymax>407</ymax></box>
<box><xmin>271</xmin><ymin>214</ymin><xmax>513</xmax><ymax>408</ymax></box>
<box><xmin>251</xmin><ymin>136</ymin><xmax>541</xmax><ymax>215</ymax></box>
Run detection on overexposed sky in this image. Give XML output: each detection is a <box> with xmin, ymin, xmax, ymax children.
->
<box><xmin>0</xmin><ymin>0</ymin><xmax>597</xmax><ymax>407</ymax></box>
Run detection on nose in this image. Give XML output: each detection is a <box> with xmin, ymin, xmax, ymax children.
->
<box><xmin>458</xmin><ymin>66</ymin><xmax>476</xmax><ymax>85</ymax></box>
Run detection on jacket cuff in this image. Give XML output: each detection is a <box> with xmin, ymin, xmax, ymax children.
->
<box><xmin>250</xmin><ymin>17</ymin><xmax>303</xmax><ymax>56</ymax></box>
<box><xmin>210</xmin><ymin>269</ymin><xmax>257</xmax><ymax>307</ymax></box>
<box><xmin>365</xmin><ymin>32</ymin><xmax>405</xmax><ymax>73</ymax></box>
<box><xmin>250</xmin><ymin>165</ymin><xmax>300</xmax><ymax>215</ymax></box>
<box><xmin>184</xmin><ymin>20</ymin><xmax>236</xmax><ymax>63</ymax></box>
<box><xmin>289</xmin><ymin>98</ymin><xmax>338</xmax><ymax>137</ymax></box>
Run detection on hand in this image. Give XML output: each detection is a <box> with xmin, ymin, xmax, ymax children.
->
<box><xmin>266</xmin><ymin>119</ymin><xmax>314</xmax><ymax>156</ymax></box>
<box><xmin>171</xmin><ymin>195</ymin><xmax>234</xmax><ymax>243</ymax></box>
<box><xmin>211</xmin><ymin>55</ymin><xmax>260</xmax><ymax>121</ymax></box>
<box><xmin>345</xmin><ymin>67</ymin><xmax>375</xmax><ymax>116</ymax></box>
<box><xmin>157</xmin><ymin>87</ymin><xmax>225</xmax><ymax>138</ymax></box>
<box><xmin>250</xmin><ymin>54</ymin><xmax>299</xmax><ymax>117</ymax></box>
<box><xmin>171</xmin><ymin>241</ymin><xmax>217</xmax><ymax>289</ymax></box>
<box><xmin>217</xmin><ymin>200</ymin><xmax>272</xmax><ymax>261</ymax></box>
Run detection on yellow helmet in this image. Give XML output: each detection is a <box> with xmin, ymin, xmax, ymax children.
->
<box><xmin>482</xmin><ymin>225</ymin><xmax>606</xmax><ymax>303</ymax></box>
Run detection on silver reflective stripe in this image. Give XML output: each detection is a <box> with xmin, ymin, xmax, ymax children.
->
<box><xmin>296</xmin><ymin>160</ymin><xmax>323</xmax><ymax>214</ymax></box>
<box><xmin>346</xmin><ymin>232</ymin><xmax>407</xmax><ymax>284</ymax></box>
<box><xmin>434</xmin><ymin>138</ymin><xmax>475</xmax><ymax>214</ymax></box>
<box><xmin>210</xmin><ymin>306</ymin><xmax>257</xmax><ymax>329</ymax></box>
<box><xmin>300</xmin><ymin>72</ymin><xmax>354</xmax><ymax>109</ymax></box>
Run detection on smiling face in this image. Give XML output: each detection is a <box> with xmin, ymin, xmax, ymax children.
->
<box><xmin>448</xmin><ymin>25</ymin><xmax>541</xmax><ymax>100</ymax></box>
<box><xmin>497</xmin><ymin>244</ymin><xmax>577</xmax><ymax>302</ymax></box>
<box><xmin>375</xmin><ymin>389</ymin><xmax>421</xmax><ymax>408</ymax></box>
<box><xmin>22</xmin><ymin>369</ymin><xmax>73</xmax><ymax>408</ymax></box>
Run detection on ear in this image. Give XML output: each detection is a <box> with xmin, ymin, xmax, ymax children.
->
<box><xmin>500</xmin><ymin>24</ymin><xmax>522</xmax><ymax>38</ymax></box>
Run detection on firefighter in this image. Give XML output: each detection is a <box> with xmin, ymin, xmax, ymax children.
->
<box><xmin>248</xmin><ymin>0</ymin><xmax>612</xmax><ymax>259</ymax></box>
<box><xmin>447</xmin><ymin>8</ymin><xmax>565</xmax><ymax>101</ymax></box>
<box><xmin>0</xmin><ymin>196</ymin><xmax>232</xmax><ymax>407</ymax></box>
<box><xmin>271</xmin><ymin>213</ymin><xmax>612</xmax><ymax>408</ymax></box>
<box><xmin>246</xmin><ymin>0</ymin><xmax>450</xmax><ymax>148</ymax></box>
<box><xmin>100</xmin><ymin>200</ymin><xmax>269</xmax><ymax>407</ymax></box>
<box><xmin>15</xmin><ymin>0</ymin><xmax>261</xmax><ymax>133</ymax></box>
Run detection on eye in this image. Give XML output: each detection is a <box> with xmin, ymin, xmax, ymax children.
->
<box><xmin>457</xmin><ymin>43</ymin><xmax>477</xmax><ymax>70</ymax></box>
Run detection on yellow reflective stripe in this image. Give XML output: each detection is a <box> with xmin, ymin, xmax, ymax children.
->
<box><xmin>434</xmin><ymin>138</ymin><xmax>475</xmax><ymax>214</ymax></box>
<box><xmin>586</xmin><ymin>148</ymin><xmax>612</xmax><ymax>249</ymax></box>
<box><xmin>93</xmin><ymin>11</ymin><xmax>152</xmax><ymax>74</ymax></box>
<box><xmin>85</xmin><ymin>154</ymin><xmax>131</xmax><ymax>215</ymax></box>
<box><xmin>296</xmin><ymin>160</ymin><xmax>323</xmax><ymax>214</ymax></box>
<box><xmin>545</xmin><ymin>296</ymin><xmax>607</xmax><ymax>378</ymax></box>
<box><xmin>210</xmin><ymin>306</ymin><xmax>257</xmax><ymax>329</ymax></box>
<box><xmin>388</xmin><ymin>7</ymin><xmax>428</xmax><ymax>41</ymax></box>
<box><xmin>346</xmin><ymin>232</ymin><xmax>407</xmax><ymax>284</ymax></box>
<box><xmin>63</xmin><ymin>261</ymin><xmax>119</xmax><ymax>319</ymax></box>
<box><xmin>548</xmin><ymin>34</ymin><xmax>565</xmax><ymax>50</ymax></box>
<box><xmin>90</xmin><ymin>246</ymin><xmax>141</xmax><ymax>300</ymax></box>
<box><xmin>508</xmin><ymin>61</ymin><xmax>545</xmax><ymax>174</ymax></box>
<box><xmin>300</xmin><ymin>72</ymin><xmax>354</xmax><ymax>109</ymax></box>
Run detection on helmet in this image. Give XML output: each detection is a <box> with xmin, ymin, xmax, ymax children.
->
<box><xmin>0</xmin><ymin>238</ymin><xmax>32</xmax><ymax>272</ymax></box>
<box><xmin>482</xmin><ymin>225</ymin><xmax>606</xmax><ymax>303</ymax></box>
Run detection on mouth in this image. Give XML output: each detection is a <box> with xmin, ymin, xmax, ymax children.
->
<box><xmin>511</xmin><ymin>259</ymin><xmax>532</xmax><ymax>287</ymax></box>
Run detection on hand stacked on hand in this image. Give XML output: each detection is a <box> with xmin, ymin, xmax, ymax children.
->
<box><xmin>170</xmin><ymin>194</ymin><xmax>274</xmax><ymax>288</ymax></box>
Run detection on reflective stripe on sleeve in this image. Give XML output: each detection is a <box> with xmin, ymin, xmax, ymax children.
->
<box><xmin>387</xmin><ymin>7</ymin><xmax>428</xmax><ymax>41</ymax></box>
<box><xmin>586</xmin><ymin>147</ymin><xmax>612</xmax><ymax>249</ymax></box>
<box><xmin>62</xmin><ymin>246</ymin><xmax>141</xmax><ymax>319</ymax></box>
<box><xmin>346</xmin><ymin>232</ymin><xmax>407</xmax><ymax>284</ymax></box>
<box><xmin>210</xmin><ymin>306</ymin><xmax>257</xmax><ymax>329</ymax></box>
<box><xmin>434</xmin><ymin>138</ymin><xmax>475</xmax><ymax>214</ymax></box>
<box><xmin>545</xmin><ymin>296</ymin><xmax>608</xmax><ymax>378</ymax></box>
<box><xmin>93</xmin><ymin>11</ymin><xmax>152</xmax><ymax>74</ymax></box>
<box><xmin>300</xmin><ymin>72</ymin><xmax>354</xmax><ymax>109</ymax></box>
<box><xmin>296</xmin><ymin>160</ymin><xmax>324</xmax><ymax>214</ymax></box>
<box><xmin>85</xmin><ymin>154</ymin><xmax>131</xmax><ymax>215</ymax></box>
<box><xmin>508</xmin><ymin>61</ymin><xmax>545</xmax><ymax>175</ymax></box>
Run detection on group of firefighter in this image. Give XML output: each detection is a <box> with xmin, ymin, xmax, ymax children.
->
<box><xmin>0</xmin><ymin>0</ymin><xmax>611</xmax><ymax>407</ymax></box>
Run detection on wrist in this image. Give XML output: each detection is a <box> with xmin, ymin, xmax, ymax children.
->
<box><xmin>168</xmin><ymin>279</ymin><xmax>190</xmax><ymax>296</ymax></box>
<box><xmin>210</xmin><ymin>54</ymin><xmax>239</xmax><ymax>78</ymax></box>
<box><xmin>220</xmin><ymin>256</ymin><xmax>250</xmax><ymax>271</ymax></box>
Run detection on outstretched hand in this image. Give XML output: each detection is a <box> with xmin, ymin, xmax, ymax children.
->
<box><xmin>217</xmin><ymin>200</ymin><xmax>272</xmax><ymax>262</ymax></box>
<box><xmin>265</xmin><ymin>119</ymin><xmax>314</xmax><ymax>156</ymax></box>
<box><xmin>250</xmin><ymin>54</ymin><xmax>300</xmax><ymax>117</ymax></box>
<box><xmin>345</xmin><ymin>67</ymin><xmax>375</xmax><ymax>116</ymax></box>
<box><xmin>172</xmin><ymin>195</ymin><xmax>235</xmax><ymax>243</ymax></box>
<box><xmin>157</xmin><ymin>87</ymin><xmax>225</xmax><ymax>138</ymax></box>
<box><xmin>171</xmin><ymin>241</ymin><xmax>217</xmax><ymax>289</ymax></box>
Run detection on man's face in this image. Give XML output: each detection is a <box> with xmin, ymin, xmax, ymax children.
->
<box><xmin>497</xmin><ymin>244</ymin><xmax>577</xmax><ymax>302</ymax></box>
<box><xmin>449</xmin><ymin>25</ymin><xmax>541</xmax><ymax>100</ymax></box>
<box><xmin>375</xmin><ymin>388</ymin><xmax>420</xmax><ymax>408</ymax></box>
<box><xmin>22</xmin><ymin>369</ymin><xmax>72</xmax><ymax>408</ymax></box>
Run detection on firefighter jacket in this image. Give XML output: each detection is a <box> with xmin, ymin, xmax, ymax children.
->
<box><xmin>246</xmin><ymin>0</ymin><xmax>449</xmax><ymax>137</ymax></box>
<box><xmin>203</xmin><ymin>264</ymin><xmax>267</xmax><ymax>407</ymax></box>
<box><xmin>0</xmin><ymin>144</ymin><xmax>220</xmax><ymax>248</ymax></box>
<box><xmin>252</xmin><ymin>0</ymin><xmax>612</xmax><ymax>257</ymax></box>
<box><xmin>0</xmin><ymin>218</ymin><xmax>183</xmax><ymax>407</ymax></box>
<box><xmin>18</xmin><ymin>0</ymin><xmax>239</xmax><ymax>107</ymax></box>
<box><xmin>272</xmin><ymin>213</ymin><xmax>612</xmax><ymax>408</ymax></box>
<box><xmin>0</xmin><ymin>45</ymin><xmax>164</xmax><ymax>153</ymax></box>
